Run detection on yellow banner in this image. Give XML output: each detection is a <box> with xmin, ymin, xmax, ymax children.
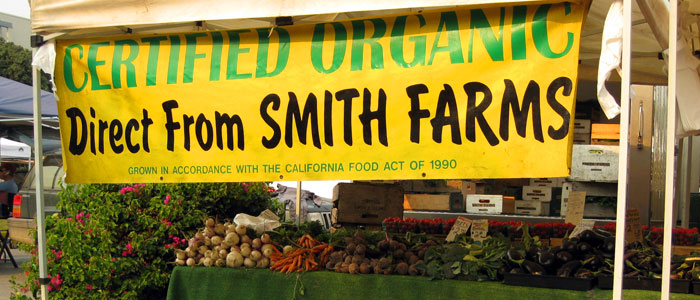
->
<box><xmin>55</xmin><ymin>2</ymin><xmax>588</xmax><ymax>183</ymax></box>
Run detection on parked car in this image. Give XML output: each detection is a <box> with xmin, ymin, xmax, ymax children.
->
<box><xmin>9</xmin><ymin>154</ymin><xmax>64</xmax><ymax>245</ymax></box>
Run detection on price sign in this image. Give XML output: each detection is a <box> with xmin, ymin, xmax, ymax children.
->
<box><xmin>471</xmin><ymin>219</ymin><xmax>489</xmax><ymax>242</ymax></box>
<box><xmin>446</xmin><ymin>217</ymin><xmax>472</xmax><ymax>242</ymax></box>
<box><xmin>570</xmin><ymin>219</ymin><xmax>596</xmax><ymax>238</ymax></box>
<box><xmin>564</xmin><ymin>191</ymin><xmax>586</xmax><ymax>225</ymax></box>
<box><xmin>625</xmin><ymin>209</ymin><xmax>643</xmax><ymax>244</ymax></box>
<box><xmin>259</xmin><ymin>209</ymin><xmax>280</xmax><ymax>221</ymax></box>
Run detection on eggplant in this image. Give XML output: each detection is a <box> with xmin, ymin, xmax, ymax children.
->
<box><xmin>556</xmin><ymin>260</ymin><xmax>581</xmax><ymax>277</ymax></box>
<box><xmin>507</xmin><ymin>249</ymin><xmax>525</xmax><ymax>262</ymax></box>
<box><xmin>538</xmin><ymin>251</ymin><xmax>556</xmax><ymax>268</ymax></box>
<box><xmin>526</xmin><ymin>246</ymin><xmax>539</xmax><ymax>261</ymax></box>
<box><xmin>497</xmin><ymin>265</ymin><xmax>511</xmax><ymax>280</ymax></box>
<box><xmin>584</xmin><ymin>255</ymin><xmax>603</xmax><ymax>270</ymax></box>
<box><xmin>577</xmin><ymin>241</ymin><xmax>592</xmax><ymax>254</ymax></box>
<box><xmin>556</xmin><ymin>251</ymin><xmax>573</xmax><ymax>264</ymax></box>
<box><xmin>601</xmin><ymin>237</ymin><xmax>615</xmax><ymax>253</ymax></box>
<box><xmin>562</xmin><ymin>240</ymin><xmax>578</xmax><ymax>254</ymax></box>
<box><xmin>522</xmin><ymin>260</ymin><xmax>546</xmax><ymax>275</ymax></box>
<box><xmin>510</xmin><ymin>267</ymin><xmax>524</xmax><ymax>274</ymax></box>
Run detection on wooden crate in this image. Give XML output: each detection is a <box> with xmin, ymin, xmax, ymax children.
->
<box><xmin>514</xmin><ymin>200</ymin><xmax>550</xmax><ymax>216</ymax></box>
<box><xmin>591</xmin><ymin>123</ymin><xmax>620</xmax><ymax>145</ymax></box>
<box><xmin>574</xmin><ymin>119</ymin><xmax>591</xmax><ymax>134</ymax></box>
<box><xmin>332</xmin><ymin>182</ymin><xmax>403</xmax><ymax>225</ymax></box>
<box><xmin>8</xmin><ymin>217</ymin><xmax>36</xmax><ymax>245</ymax></box>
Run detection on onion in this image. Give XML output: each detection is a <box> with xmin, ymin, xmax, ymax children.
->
<box><xmin>198</xmin><ymin>246</ymin><xmax>209</xmax><ymax>254</ymax></box>
<box><xmin>241</xmin><ymin>235</ymin><xmax>251</xmax><ymax>245</ymax></box>
<box><xmin>210</xmin><ymin>251</ymin><xmax>220</xmax><ymax>261</ymax></box>
<box><xmin>205</xmin><ymin>218</ymin><xmax>215</xmax><ymax>228</ymax></box>
<box><xmin>211</xmin><ymin>236</ymin><xmax>223</xmax><ymax>246</ymax></box>
<box><xmin>220</xmin><ymin>241</ymin><xmax>232</xmax><ymax>249</ymax></box>
<box><xmin>186</xmin><ymin>248</ymin><xmax>197</xmax><ymax>258</ymax></box>
<box><xmin>260</xmin><ymin>233</ymin><xmax>271</xmax><ymax>244</ymax></box>
<box><xmin>175</xmin><ymin>250</ymin><xmax>186</xmax><ymax>260</ymax></box>
<box><xmin>240</xmin><ymin>243</ymin><xmax>251</xmax><ymax>250</ymax></box>
<box><xmin>235</xmin><ymin>224</ymin><xmax>247</xmax><ymax>236</ymax></box>
<box><xmin>215</xmin><ymin>258</ymin><xmax>225</xmax><ymax>267</ymax></box>
<box><xmin>214</xmin><ymin>223</ymin><xmax>226</xmax><ymax>235</ymax></box>
<box><xmin>251</xmin><ymin>238</ymin><xmax>262</xmax><ymax>249</ymax></box>
<box><xmin>202</xmin><ymin>257</ymin><xmax>213</xmax><ymax>267</ymax></box>
<box><xmin>219</xmin><ymin>249</ymin><xmax>228</xmax><ymax>258</ymax></box>
<box><xmin>175</xmin><ymin>259</ymin><xmax>185</xmax><ymax>266</ymax></box>
<box><xmin>227</xmin><ymin>224</ymin><xmax>237</xmax><ymax>233</ymax></box>
<box><xmin>240</xmin><ymin>247</ymin><xmax>251</xmax><ymax>258</ymax></box>
<box><xmin>224</xmin><ymin>233</ymin><xmax>240</xmax><ymax>245</ymax></box>
<box><xmin>194</xmin><ymin>231</ymin><xmax>204</xmax><ymax>241</ymax></box>
<box><xmin>262</xmin><ymin>247</ymin><xmax>273</xmax><ymax>258</ymax></box>
<box><xmin>231</xmin><ymin>245</ymin><xmax>241</xmax><ymax>253</ymax></box>
<box><xmin>283</xmin><ymin>245</ymin><xmax>293</xmax><ymax>254</ymax></box>
<box><xmin>186</xmin><ymin>258</ymin><xmax>196</xmax><ymax>267</ymax></box>
<box><xmin>204</xmin><ymin>227</ymin><xmax>215</xmax><ymax>238</ymax></box>
<box><xmin>226</xmin><ymin>251</ymin><xmax>244</xmax><ymax>267</ymax></box>
<box><xmin>243</xmin><ymin>258</ymin><xmax>256</xmax><ymax>268</ymax></box>
<box><xmin>256</xmin><ymin>257</ymin><xmax>270</xmax><ymax>268</ymax></box>
<box><xmin>250</xmin><ymin>250</ymin><xmax>262</xmax><ymax>261</ymax></box>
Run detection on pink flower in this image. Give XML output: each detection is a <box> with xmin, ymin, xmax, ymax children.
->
<box><xmin>86</xmin><ymin>285</ymin><xmax>93</xmax><ymax>290</ymax></box>
<box><xmin>164</xmin><ymin>244</ymin><xmax>170</xmax><ymax>248</ymax></box>
<box><xmin>243</xmin><ymin>183</ymin><xmax>249</xmax><ymax>193</ymax></box>
<box><xmin>122</xmin><ymin>251</ymin><xmax>128</xmax><ymax>257</ymax></box>
<box><xmin>112</xmin><ymin>257</ymin><xmax>116</xmax><ymax>261</ymax></box>
<box><xmin>126</xmin><ymin>243</ymin><xmax>133</xmax><ymax>252</ymax></box>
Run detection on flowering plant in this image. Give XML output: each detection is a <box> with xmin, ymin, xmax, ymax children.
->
<box><xmin>11</xmin><ymin>182</ymin><xmax>276</xmax><ymax>299</ymax></box>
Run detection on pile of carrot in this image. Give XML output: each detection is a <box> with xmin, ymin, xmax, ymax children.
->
<box><xmin>269</xmin><ymin>234</ymin><xmax>333</xmax><ymax>274</ymax></box>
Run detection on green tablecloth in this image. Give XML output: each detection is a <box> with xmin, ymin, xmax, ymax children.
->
<box><xmin>167</xmin><ymin>267</ymin><xmax>700</xmax><ymax>300</ymax></box>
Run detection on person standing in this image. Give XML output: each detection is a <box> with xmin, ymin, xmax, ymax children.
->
<box><xmin>0</xmin><ymin>163</ymin><xmax>18</xmax><ymax>218</ymax></box>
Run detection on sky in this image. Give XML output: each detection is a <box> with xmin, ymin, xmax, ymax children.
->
<box><xmin>1</xmin><ymin>1</ymin><xmax>30</xmax><ymax>18</ymax></box>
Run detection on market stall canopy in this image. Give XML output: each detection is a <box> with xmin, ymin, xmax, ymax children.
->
<box><xmin>0</xmin><ymin>76</ymin><xmax>57</xmax><ymax>118</ymax></box>
<box><xmin>0</xmin><ymin>137</ymin><xmax>31</xmax><ymax>159</ymax></box>
<box><xmin>29</xmin><ymin>0</ymin><xmax>684</xmax><ymax>85</ymax></box>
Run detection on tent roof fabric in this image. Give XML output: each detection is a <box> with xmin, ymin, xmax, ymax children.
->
<box><xmin>0</xmin><ymin>76</ymin><xmax>57</xmax><ymax>118</ymax></box>
<box><xmin>0</xmin><ymin>137</ymin><xmax>31</xmax><ymax>159</ymax></box>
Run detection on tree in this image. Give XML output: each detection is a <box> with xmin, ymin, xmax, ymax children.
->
<box><xmin>0</xmin><ymin>38</ymin><xmax>52</xmax><ymax>91</ymax></box>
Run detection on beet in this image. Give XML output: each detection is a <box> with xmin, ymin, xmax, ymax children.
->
<box><xmin>378</xmin><ymin>257</ymin><xmax>390</xmax><ymax>269</ymax></box>
<box><xmin>351</xmin><ymin>255</ymin><xmax>363</xmax><ymax>265</ymax></box>
<box><xmin>359</xmin><ymin>263</ymin><xmax>370</xmax><ymax>274</ymax></box>
<box><xmin>349</xmin><ymin>263</ymin><xmax>359</xmax><ymax>274</ymax></box>
<box><xmin>396</xmin><ymin>262</ymin><xmax>409</xmax><ymax>275</ymax></box>
<box><xmin>346</xmin><ymin>243</ymin><xmax>357</xmax><ymax>255</ymax></box>
<box><xmin>355</xmin><ymin>244</ymin><xmax>367</xmax><ymax>256</ymax></box>
<box><xmin>408</xmin><ymin>264</ymin><xmax>420</xmax><ymax>276</ymax></box>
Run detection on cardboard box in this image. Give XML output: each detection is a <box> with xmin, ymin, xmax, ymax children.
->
<box><xmin>529</xmin><ymin>178</ymin><xmax>565</xmax><ymax>187</ymax></box>
<box><xmin>404</xmin><ymin>193</ymin><xmax>452</xmax><ymax>211</ymax></box>
<box><xmin>522</xmin><ymin>186</ymin><xmax>553</xmax><ymax>202</ymax></box>
<box><xmin>446</xmin><ymin>180</ymin><xmax>477</xmax><ymax>196</ymax></box>
<box><xmin>8</xmin><ymin>217</ymin><xmax>36</xmax><ymax>245</ymax></box>
<box><xmin>573</xmin><ymin>132</ymin><xmax>591</xmax><ymax>144</ymax></box>
<box><xmin>574</xmin><ymin>119</ymin><xmax>591</xmax><ymax>134</ymax></box>
<box><xmin>569</xmin><ymin>144</ymin><xmax>619</xmax><ymax>182</ymax></box>
<box><xmin>514</xmin><ymin>200</ymin><xmax>550</xmax><ymax>216</ymax></box>
<box><xmin>333</xmin><ymin>182</ymin><xmax>404</xmax><ymax>225</ymax></box>
<box><xmin>400</xmin><ymin>180</ymin><xmax>459</xmax><ymax>194</ymax></box>
<box><xmin>466</xmin><ymin>194</ymin><xmax>514</xmax><ymax>214</ymax></box>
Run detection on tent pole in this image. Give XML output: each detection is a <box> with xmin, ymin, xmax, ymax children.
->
<box><xmin>612</xmin><ymin>0</ymin><xmax>633</xmax><ymax>299</ymax></box>
<box><xmin>661</xmin><ymin>0</ymin><xmax>678</xmax><ymax>298</ymax></box>
<box><xmin>296</xmin><ymin>181</ymin><xmax>302</xmax><ymax>226</ymax></box>
<box><xmin>31</xmin><ymin>46</ymin><xmax>48</xmax><ymax>299</ymax></box>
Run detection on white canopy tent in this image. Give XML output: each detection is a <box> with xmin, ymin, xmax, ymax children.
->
<box><xmin>0</xmin><ymin>137</ymin><xmax>31</xmax><ymax>160</ymax></box>
<box><xmin>26</xmin><ymin>0</ymin><xmax>698</xmax><ymax>299</ymax></box>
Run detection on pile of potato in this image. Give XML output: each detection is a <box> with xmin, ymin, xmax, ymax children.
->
<box><xmin>175</xmin><ymin>218</ymin><xmax>275</xmax><ymax>269</ymax></box>
<box><xmin>325</xmin><ymin>231</ymin><xmax>431</xmax><ymax>276</ymax></box>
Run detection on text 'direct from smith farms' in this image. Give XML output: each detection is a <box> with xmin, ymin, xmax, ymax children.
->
<box><xmin>55</xmin><ymin>2</ymin><xmax>588</xmax><ymax>183</ymax></box>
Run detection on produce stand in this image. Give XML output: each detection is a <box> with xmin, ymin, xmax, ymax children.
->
<box><xmin>166</xmin><ymin>267</ymin><xmax>700</xmax><ymax>300</ymax></box>
<box><xmin>24</xmin><ymin>0</ymin><xmax>698</xmax><ymax>299</ymax></box>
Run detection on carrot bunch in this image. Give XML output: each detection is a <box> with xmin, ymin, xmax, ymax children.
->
<box><xmin>269</xmin><ymin>234</ymin><xmax>333</xmax><ymax>273</ymax></box>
